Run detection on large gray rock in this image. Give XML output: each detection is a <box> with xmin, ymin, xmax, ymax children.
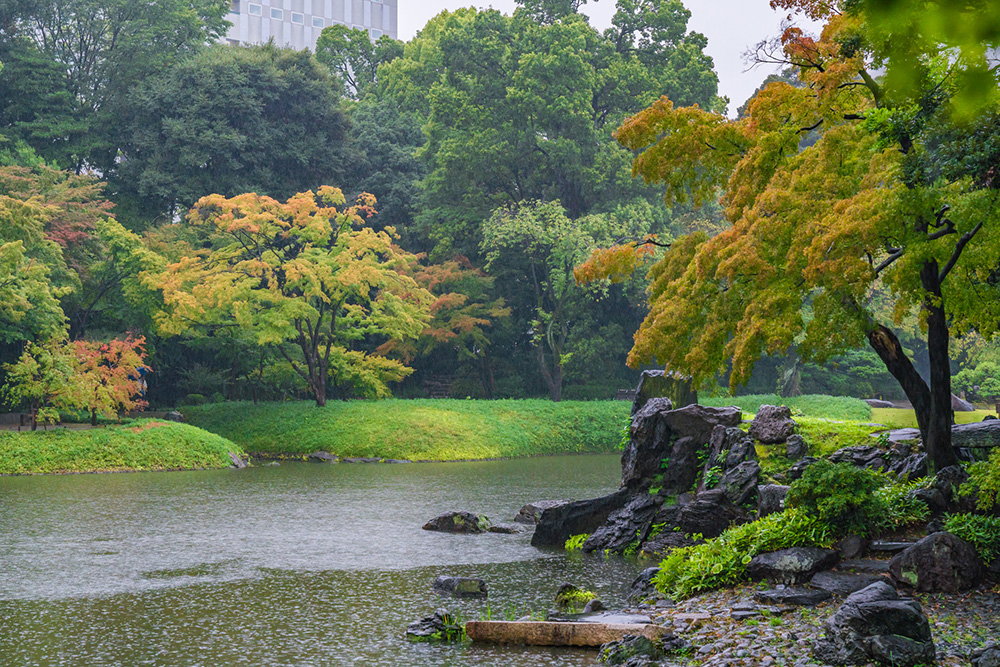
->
<box><xmin>717</xmin><ymin>461</ymin><xmax>761</xmax><ymax>507</ymax></box>
<box><xmin>582</xmin><ymin>494</ymin><xmax>662</xmax><ymax>554</ymax></box>
<box><xmin>598</xmin><ymin>632</ymin><xmax>687</xmax><ymax>666</ymax></box>
<box><xmin>747</xmin><ymin>547</ymin><xmax>839</xmax><ymax>585</ymax></box>
<box><xmin>888</xmin><ymin>531</ymin><xmax>985</xmax><ymax>592</ymax></box>
<box><xmin>785</xmin><ymin>434</ymin><xmax>808</xmax><ymax>460</ymax></box>
<box><xmin>622</xmin><ymin>398</ymin><xmax>674</xmax><ymax>489</ymax></box>
<box><xmin>757</xmin><ymin>484</ymin><xmax>790</xmax><ymax>517</ymax></box>
<box><xmin>632</xmin><ymin>370</ymin><xmax>697</xmax><ymax>415</ymax></box>
<box><xmin>432</xmin><ymin>576</ymin><xmax>488</xmax><ymax>599</ymax></box>
<box><xmin>749</xmin><ymin>405</ymin><xmax>797</xmax><ymax>444</ymax></box>
<box><xmin>659</xmin><ymin>436</ymin><xmax>702</xmax><ymax>496</ymax></box>
<box><xmin>813</xmin><ymin>581</ymin><xmax>934</xmax><ymax>666</ymax></box>
<box><xmin>423</xmin><ymin>511</ymin><xmax>492</xmax><ymax>533</ymax></box>
<box><xmin>829</xmin><ymin>445</ymin><xmax>888</xmax><ymax>470</ymax></box>
<box><xmin>514</xmin><ymin>499</ymin><xmax>570</xmax><ymax>525</ymax></box>
<box><xmin>809</xmin><ymin>571</ymin><xmax>885</xmax><ymax>597</ymax></box>
<box><xmin>664</xmin><ymin>404</ymin><xmax>742</xmax><ymax>444</ymax></box>
<box><xmin>531</xmin><ymin>488</ymin><xmax>631</xmax><ymax>548</ymax></box>
<box><xmin>677</xmin><ymin>489</ymin><xmax>746</xmax><ymax>539</ymax></box>
<box><xmin>972</xmin><ymin>642</ymin><xmax>1000</xmax><ymax>667</ymax></box>
<box><xmin>864</xmin><ymin>399</ymin><xmax>895</xmax><ymax>408</ymax></box>
<box><xmin>628</xmin><ymin>567</ymin><xmax>662</xmax><ymax>604</ymax></box>
<box><xmin>953</xmin><ymin>393</ymin><xmax>976</xmax><ymax>412</ymax></box>
<box><xmin>754</xmin><ymin>587</ymin><xmax>832</xmax><ymax>606</ymax></box>
<box><xmin>784</xmin><ymin>456</ymin><xmax>817</xmax><ymax>481</ymax></box>
<box><xmin>953</xmin><ymin>419</ymin><xmax>1000</xmax><ymax>448</ymax></box>
<box><xmin>703</xmin><ymin>425</ymin><xmax>757</xmax><ymax>476</ymax></box>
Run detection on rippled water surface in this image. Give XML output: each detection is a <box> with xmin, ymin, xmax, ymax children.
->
<box><xmin>0</xmin><ymin>455</ymin><xmax>643</xmax><ymax>666</ymax></box>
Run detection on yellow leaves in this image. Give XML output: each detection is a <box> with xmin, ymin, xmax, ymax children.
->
<box><xmin>573</xmin><ymin>242</ymin><xmax>655</xmax><ymax>285</ymax></box>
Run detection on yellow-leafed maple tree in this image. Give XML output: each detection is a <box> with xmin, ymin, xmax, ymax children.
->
<box><xmin>577</xmin><ymin>0</ymin><xmax>1000</xmax><ymax>471</ymax></box>
<box><xmin>149</xmin><ymin>187</ymin><xmax>433</xmax><ymax>406</ymax></box>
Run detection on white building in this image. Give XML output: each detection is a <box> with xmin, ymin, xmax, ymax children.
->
<box><xmin>224</xmin><ymin>0</ymin><xmax>398</xmax><ymax>51</ymax></box>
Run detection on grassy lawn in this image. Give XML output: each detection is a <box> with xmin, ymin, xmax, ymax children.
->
<box><xmin>184</xmin><ymin>399</ymin><xmax>630</xmax><ymax>460</ymax></box>
<box><xmin>871</xmin><ymin>407</ymin><xmax>998</xmax><ymax>428</ymax></box>
<box><xmin>702</xmin><ymin>394</ymin><xmax>872</xmax><ymax>421</ymax></box>
<box><xmin>0</xmin><ymin>420</ymin><xmax>243</xmax><ymax>475</ymax></box>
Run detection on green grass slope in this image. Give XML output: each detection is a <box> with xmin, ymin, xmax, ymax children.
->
<box><xmin>183</xmin><ymin>399</ymin><xmax>630</xmax><ymax>460</ymax></box>
<box><xmin>0</xmin><ymin>420</ymin><xmax>243</xmax><ymax>475</ymax></box>
<box><xmin>702</xmin><ymin>394</ymin><xmax>873</xmax><ymax>421</ymax></box>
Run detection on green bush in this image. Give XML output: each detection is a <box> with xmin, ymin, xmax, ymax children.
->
<box><xmin>565</xmin><ymin>533</ymin><xmax>589</xmax><ymax>550</ymax></box>
<box><xmin>944</xmin><ymin>513</ymin><xmax>1000</xmax><ymax>563</ymax></box>
<box><xmin>182</xmin><ymin>393</ymin><xmax>207</xmax><ymax>406</ymax></box>
<box><xmin>652</xmin><ymin>509</ymin><xmax>834</xmax><ymax>600</ymax></box>
<box><xmin>785</xmin><ymin>460</ymin><xmax>884</xmax><ymax>535</ymax></box>
<box><xmin>966</xmin><ymin>448</ymin><xmax>1000</xmax><ymax>511</ymax></box>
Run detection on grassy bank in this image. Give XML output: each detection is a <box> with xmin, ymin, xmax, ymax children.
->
<box><xmin>872</xmin><ymin>407</ymin><xmax>998</xmax><ymax>428</ymax></box>
<box><xmin>183</xmin><ymin>399</ymin><xmax>630</xmax><ymax>460</ymax></box>
<box><xmin>702</xmin><ymin>394</ymin><xmax>873</xmax><ymax>421</ymax></box>
<box><xmin>0</xmin><ymin>420</ymin><xmax>243</xmax><ymax>475</ymax></box>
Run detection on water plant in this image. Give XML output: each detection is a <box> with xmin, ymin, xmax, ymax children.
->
<box><xmin>564</xmin><ymin>533</ymin><xmax>589</xmax><ymax>551</ymax></box>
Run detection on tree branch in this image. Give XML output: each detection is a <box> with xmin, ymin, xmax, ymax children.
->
<box><xmin>939</xmin><ymin>221</ymin><xmax>984</xmax><ymax>283</ymax></box>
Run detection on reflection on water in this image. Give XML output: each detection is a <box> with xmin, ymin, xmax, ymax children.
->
<box><xmin>0</xmin><ymin>456</ymin><xmax>644</xmax><ymax>666</ymax></box>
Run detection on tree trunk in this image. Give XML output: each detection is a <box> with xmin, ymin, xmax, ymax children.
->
<box><xmin>91</xmin><ymin>408</ymin><xmax>98</xmax><ymax>427</ymax></box>
<box><xmin>536</xmin><ymin>345</ymin><xmax>562</xmax><ymax>402</ymax></box>
<box><xmin>921</xmin><ymin>263</ymin><xmax>959</xmax><ymax>471</ymax></box>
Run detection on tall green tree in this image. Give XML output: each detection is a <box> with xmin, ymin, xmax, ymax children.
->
<box><xmin>114</xmin><ymin>44</ymin><xmax>350</xmax><ymax>226</ymax></box>
<box><xmin>315</xmin><ymin>25</ymin><xmax>403</xmax><ymax>100</ymax></box>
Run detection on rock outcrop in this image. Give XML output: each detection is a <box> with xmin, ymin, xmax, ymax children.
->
<box><xmin>748</xmin><ymin>405</ymin><xmax>797</xmax><ymax>444</ymax></box>
<box><xmin>888</xmin><ymin>531</ymin><xmax>985</xmax><ymax>592</ymax></box>
<box><xmin>632</xmin><ymin>370</ymin><xmax>697</xmax><ymax>415</ymax></box>
<box><xmin>432</xmin><ymin>576</ymin><xmax>488</xmax><ymax>599</ymax></box>
<box><xmin>813</xmin><ymin>581</ymin><xmax>935</xmax><ymax>666</ymax></box>
<box><xmin>582</xmin><ymin>494</ymin><xmax>662</xmax><ymax>554</ymax></box>
<box><xmin>747</xmin><ymin>547</ymin><xmax>839</xmax><ymax>585</ymax></box>
<box><xmin>514</xmin><ymin>500</ymin><xmax>569</xmax><ymax>525</ymax></box>
<box><xmin>531</xmin><ymin>489</ymin><xmax>631</xmax><ymax>547</ymax></box>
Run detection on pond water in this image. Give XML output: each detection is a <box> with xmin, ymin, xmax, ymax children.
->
<box><xmin>0</xmin><ymin>455</ymin><xmax>645</xmax><ymax>666</ymax></box>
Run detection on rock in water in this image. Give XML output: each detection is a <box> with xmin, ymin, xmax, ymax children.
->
<box><xmin>514</xmin><ymin>499</ymin><xmax>569</xmax><ymax>525</ymax></box>
<box><xmin>813</xmin><ymin>581</ymin><xmax>935</xmax><ymax>666</ymax></box>
<box><xmin>405</xmin><ymin>608</ymin><xmax>465</xmax><ymax>643</ymax></box>
<box><xmin>889</xmin><ymin>531</ymin><xmax>985</xmax><ymax>592</ymax></box>
<box><xmin>228</xmin><ymin>452</ymin><xmax>248</xmax><ymax>469</ymax></box>
<box><xmin>598</xmin><ymin>632</ymin><xmax>687</xmax><ymax>666</ymax></box>
<box><xmin>749</xmin><ymin>405</ymin><xmax>797</xmax><ymax>444</ymax></box>
<box><xmin>554</xmin><ymin>583</ymin><xmax>598</xmax><ymax>613</ymax></box>
<box><xmin>747</xmin><ymin>547</ymin><xmax>839</xmax><ymax>585</ymax></box>
<box><xmin>530</xmin><ymin>489</ymin><xmax>631</xmax><ymax>548</ymax></box>
<box><xmin>582</xmin><ymin>494</ymin><xmax>662</xmax><ymax>554</ymax></box>
<box><xmin>432</xmin><ymin>576</ymin><xmax>488</xmax><ymax>599</ymax></box>
<box><xmin>422</xmin><ymin>511</ymin><xmax>492</xmax><ymax>533</ymax></box>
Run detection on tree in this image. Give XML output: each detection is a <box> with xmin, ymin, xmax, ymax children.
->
<box><xmin>114</xmin><ymin>44</ymin><xmax>350</xmax><ymax>225</ymax></box>
<box><xmin>1</xmin><ymin>336</ymin><xmax>75</xmax><ymax>429</ymax></box>
<box><xmin>0</xmin><ymin>0</ymin><xmax>230</xmax><ymax>172</ymax></box>
<box><xmin>315</xmin><ymin>25</ymin><xmax>403</xmax><ymax>100</ymax></box>
<box><xmin>377</xmin><ymin>3</ymin><xmax>720</xmax><ymax>258</ymax></box>
<box><xmin>67</xmin><ymin>335</ymin><xmax>149</xmax><ymax>425</ymax></box>
<box><xmin>149</xmin><ymin>187</ymin><xmax>433</xmax><ymax>406</ymax></box>
<box><xmin>579</xmin><ymin>2</ymin><xmax>1000</xmax><ymax>470</ymax></box>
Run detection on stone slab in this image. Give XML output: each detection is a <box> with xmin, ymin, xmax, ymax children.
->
<box><xmin>465</xmin><ymin>621</ymin><xmax>671</xmax><ymax>647</ymax></box>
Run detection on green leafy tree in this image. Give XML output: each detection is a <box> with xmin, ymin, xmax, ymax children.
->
<box><xmin>115</xmin><ymin>44</ymin><xmax>350</xmax><ymax>226</ymax></box>
<box><xmin>1</xmin><ymin>336</ymin><xmax>75</xmax><ymax>429</ymax></box>
<box><xmin>149</xmin><ymin>187</ymin><xmax>433</xmax><ymax>406</ymax></box>
<box><xmin>315</xmin><ymin>25</ymin><xmax>403</xmax><ymax>100</ymax></box>
<box><xmin>579</xmin><ymin>2</ymin><xmax>1000</xmax><ymax>470</ymax></box>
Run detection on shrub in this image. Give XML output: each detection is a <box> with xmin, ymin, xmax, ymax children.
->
<box><xmin>182</xmin><ymin>393</ymin><xmax>207</xmax><ymax>406</ymax></box>
<box><xmin>785</xmin><ymin>460</ymin><xmax>883</xmax><ymax>535</ymax></box>
<box><xmin>944</xmin><ymin>513</ymin><xmax>1000</xmax><ymax>563</ymax></box>
<box><xmin>565</xmin><ymin>533</ymin><xmax>589</xmax><ymax>551</ymax></box>
<box><xmin>966</xmin><ymin>448</ymin><xmax>1000</xmax><ymax>511</ymax></box>
<box><xmin>652</xmin><ymin>509</ymin><xmax>834</xmax><ymax>600</ymax></box>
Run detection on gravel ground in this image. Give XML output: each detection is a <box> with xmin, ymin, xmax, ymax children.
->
<box><xmin>623</xmin><ymin>582</ymin><xmax>1000</xmax><ymax>667</ymax></box>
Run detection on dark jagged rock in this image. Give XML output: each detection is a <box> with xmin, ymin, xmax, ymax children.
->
<box><xmin>423</xmin><ymin>511</ymin><xmax>492</xmax><ymax>534</ymax></box>
<box><xmin>405</xmin><ymin>608</ymin><xmax>466</xmax><ymax>643</ymax></box>
<box><xmin>953</xmin><ymin>419</ymin><xmax>1000</xmax><ymax>450</ymax></box>
<box><xmin>640</xmin><ymin>532</ymin><xmax>696</xmax><ymax>559</ymax></box>
<box><xmin>582</xmin><ymin>494</ymin><xmax>662</xmax><ymax>554</ymax></box>
<box><xmin>531</xmin><ymin>488</ymin><xmax>631</xmax><ymax>547</ymax></box>
<box><xmin>972</xmin><ymin>642</ymin><xmax>1000</xmax><ymax>667</ymax></box>
<box><xmin>659</xmin><ymin>436</ymin><xmax>702</xmax><ymax>496</ymax></box>
<box><xmin>749</xmin><ymin>405</ymin><xmax>797</xmax><ymax>444</ymax></box>
<box><xmin>488</xmin><ymin>523</ymin><xmax>527</xmax><ymax>534</ymax></box>
<box><xmin>514</xmin><ymin>500</ymin><xmax>569</xmax><ymax>525</ymax></box>
<box><xmin>784</xmin><ymin>456</ymin><xmax>817</xmax><ymax>481</ymax></box>
<box><xmin>677</xmin><ymin>489</ymin><xmax>746</xmax><ymax>539</ymax></box>
<box><xmin>888</xmin><ymin>452</ymin><xmax>927</xmax><ymax>480</ymax></box>
<box><xmin>833</xmin><ymin>535</ymin><xmax>868</xmax><ymax>560</ymax></box>
<box><xmin>664</xmin><ymin>404</ymin><xmax>742</xmax><ymax>444</ymax></box>
<box><xmin>933</xmin><ymin>465</ymin><xmax>976</xmax><ymax>514</ymax></box>
<box><xmin>809</xmin><ymin>571</ymin><xmax>885</xmax><ymax>597</ymax></box>
<box><xmin>757</xmin><ymin>484</ymin><xmax>790</xmax><ymax>518</ymax></box>
<box><xmin>307</xmin><ymin>450</ymin><xmax>339</xmax><ymax>463</ymax></box>
<box><xmin>754</xmin><ymin>587</ymin><xmax>832</xmax><ymax>606</ymax></box>
<box><xmin>432</xmin><ymin>576</ymin><xmax>488</xmax><ymax>599</ymax></box>
<box><xmin>747</xmin><ymin>547</ymin><xmax>839</xmax><ymax>585</ymax></box>
<box><xmin>229</xmin><ymin>452</ymin><xmax>248</xmax><ymax>468</ymax></box>
<box><xmin>598</xmin><ymin>632</ymin><xmax>687</xmax><ymax>666</ymax></box>
<box><xmin>910</xmin><ymin>487</ymin><xmax>947</xmax><ymax>515</ymax></box>
<box><xmin>717</xmin><ymin>461</ymin><xmax>760</xmax><ymax>507</ymax></box>
<box><xmin>829</xmin><ymin>445</ymin><xmax>887</xmax><ymax>470</ymax></box>
<box><xmin>785</xmin><ymin>434</ymin><xmax>808</xmax><ymax>460</ymax></box>
<box><xmin>703</xmin><ymin>425</ymin><xmax>756</xmax><ymax>477</ymax></box>
<box><xmin>813</xmin><ymin>581</ymin><xmax>934</xmax><ymax>666</ymax></box>
<box><xmin>889</xmin><ymin>531</ymin><xmax>985</xmax><ymax>592</ymax></box>
<box><xmin>628</xmin><ymin>567</ymin><xmax>661</xmax><ymax>604</ymax></box>
<box><xmin>631</xmin><ymin>370</ymin><xmax>697</xmax><ymax>416</ymax></box>
<box><xmin>622</xmin><ymin>398</ymin><xmax>674</xmax><ymax>489</ymax></box>
<box><xmin>164</xmin><ymin>410</ymin><xmax>185</xmax><ymax>422</ymax></box>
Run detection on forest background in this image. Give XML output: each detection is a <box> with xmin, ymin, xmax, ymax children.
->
<box><xmin>0</xmin><ymin>0</ymin><xmax>995</xmax><ymax>414</ymax></box>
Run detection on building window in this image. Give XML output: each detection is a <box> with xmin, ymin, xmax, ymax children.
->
<box><xmin>370</xmin><ymin>28</ymin><xmax>383</xmax><ymax>39</ymax></box>
<box><xmin>227</xmin><ymin>38</ymin><xmax>241</xmax><ymax>46</ymax></box>
<box><xmin>270</xmin><ymin>7</ymin><xmax>282</xmax><ymax>19</ymax></box>
<box><xmin>248</xmin><ymin>3</ymin><xmax>261</xmax><ymax>15</ymax></box>
<box><xmin>230</xmin><ymin>0</ymin><xmax>240</xmax><ymax>13</ymax></box>
<box><xmin>312</xmin><ymin>16</ymin><xmax>324</xmax><ymax>28</ymax></box>
<box><xmin>291</xmin><ymin>12</ymin><xmax>304</xmax><ymax>24</ymax></box>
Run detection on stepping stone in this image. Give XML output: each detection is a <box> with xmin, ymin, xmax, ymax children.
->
<box><xmin>869</xmin><ymin>540</ymin><xmax>917</xmax><ymax>554</ymax></box>
<box><xmin>810</xmin><ymin>571</ymin><xmax>885</xmax><ymax>597</ymax></box>
<box><xmin>836</xmin><ymin>559</ymin><xmax>891</xmax><ymax>574</ymax></box>
<box><xmin>754</xmin><ymin>587</ymin><xmax>832</xmax><ymax>606</ymax></box>
<box><xmin>466</xmin><ymin>621</ymin><xmax>670</xmax><ymax>647</ymax></box>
